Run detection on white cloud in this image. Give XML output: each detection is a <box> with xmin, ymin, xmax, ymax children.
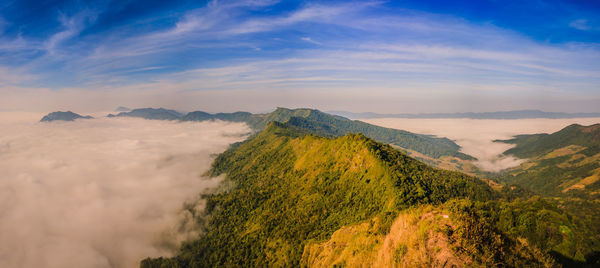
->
<box><xmin>363</xmin><ymin>118</ymin><xmax>600</xmax><ymax>172</ymax></box>
<box><xmin>0</xmin><ymin>114</ymin><xmax>249</xmax><ymax>268</ymax></box>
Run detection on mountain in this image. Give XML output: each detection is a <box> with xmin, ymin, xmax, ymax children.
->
<box><xmin>182</xmin><ymin>107</ymin><xmax>474</xmax><ymax>160</ymax></box>
<box><xmin>330</xmin><ymin>110</ymin><xmax>600</xmax><ymax>119</ymax></box>
<box><xmin>40</xmin><ymin>111</ymin><xmax>93</xmax><ymax>122</ymax></box>
<box><xmin>107</xmin><ymin>108</ymin><xmax>184</xmax><ymax>120</ymax></box>
<box><xmin>182</xmin><ymin>111</ymin><xmax>252</xmax><ymax>123</ymax></box>
<box><xmin>496</xmin><ymin>124</ymin><xmax>600</xmax><ymax>199</ymax></box>
<box><xmin>494</xmin><ymin>123</ymin><xmax>600</xmax><ymax>261</ymax></box>
<box><xmin>141</xmin><ymin>122</ymin><xmax>597</xmax><ymax>267</ymax></box>
<box><xmin>104</xmin><ymin>107</ymin><xmax>470</xmax><ymax>160</ymax></box>
<box><xmin>498</xmin><ymin>124</ymin><xmax>600</xmax><ymax>159</ymax></box>
<box><xmin>115</xmin><ymin>106</ymin><xmax>131</xmax><ymax>112</ymax></box>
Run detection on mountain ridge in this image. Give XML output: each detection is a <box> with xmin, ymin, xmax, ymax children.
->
<box><xmin>330</xmin><ymin>110</ymin><xmax>600</xmax><ymax>119</ymax></box>
<box><xmin>141</xmin><ymin>121</ymin><xmax>595</xmax><ymax>267</ymax></box>
<box><xmin>104</xmin><ymin>107</ymin><xmax>473</xmax><ymax>160</ymax></box>
<box><xmin>497</xmin><ymin>123</ymin><xmax>600</xmax><ymax>159</ymax></box>
<box><xmin>107</xmin><ymin>108</ymin><xmax>184</xmax><ymax>120</ymax></box>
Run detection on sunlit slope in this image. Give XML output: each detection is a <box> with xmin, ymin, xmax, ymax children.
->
<box><xmin>499</xmin><ymin>124</ymin><xmax>600</xmax><ymax>159</ymax></box>
<box><xmin>140</xmin><ymin>122</ymin><xmax>576</xmax><ymax>267</ymax></box>
<box><xmin>498</xmin><ymin>124</ymin><xmax>600</xmax><ymax>198</ymax></box>
<box><xmin>301</xmin><ymin>202</ymin><xmax>558</xmax><ymax>267</ymax></box>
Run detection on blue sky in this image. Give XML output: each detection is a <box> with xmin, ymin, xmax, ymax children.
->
<box><xmin>0</xmin><ymin>0</ymin><xmax>599</xmax><ymax>113</ymax></box>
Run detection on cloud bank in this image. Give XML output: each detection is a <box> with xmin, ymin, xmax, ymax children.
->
<box><xmin>364</xmin><ymin>118</ymin><xmax>600</xmax><ymax>172</ymax></box>
<box><xmin>0</xmin><ymin>113</ymin><xmax>249</xmax><ymax>267</ymax></box>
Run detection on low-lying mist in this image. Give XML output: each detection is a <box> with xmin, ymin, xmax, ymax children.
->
<box><xmin>0</xmin><ymin>113</ymin><xmax>249</xmax><ymax>268</ymax></box>
<box><xmin>363</xmin><ymin>117</ymin><xmax>600</xmax><ymax>172</ymax></box>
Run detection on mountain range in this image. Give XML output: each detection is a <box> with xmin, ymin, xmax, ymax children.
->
<box><xmin>40</xmin><ymin>107</ymin><xmax>600</xmax><ymax>266</ymax></box>
<box><xmin>104</xmin><ymin>107</ymin><xmax>473</xmax><ymax>160</ymax></box>
<box><xmin>330</xmin><ymin>110</ymin><xmax>600</xmax><ymax>120</ymax></box>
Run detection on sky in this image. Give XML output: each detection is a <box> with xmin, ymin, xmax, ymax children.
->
<box><xmin>1</xmin><ymin>0</ymin><xmax>599</xmax><ymax>113</ymax></box>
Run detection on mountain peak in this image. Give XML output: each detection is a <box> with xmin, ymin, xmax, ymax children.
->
<box><xmin>40</xmin><ymin>111</ymin><xmax>93</xmax><ymax>122</ymax></box>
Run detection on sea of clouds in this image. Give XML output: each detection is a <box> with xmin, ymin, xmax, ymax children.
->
<box><xmin>364</xmin><ymin>117</ymin><xmax>600</xmax><ymax>172</ymax></box>
<box><xmin>0</xmin><ymin>112</ymin><xmax>249</xmax><ymax>268</ymax></box>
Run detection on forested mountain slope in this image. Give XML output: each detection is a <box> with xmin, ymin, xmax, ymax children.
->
<box><xmin>498</xmin><ymin>124</ymin><xmax>600</xmax><ymax>159</ymax></box>
<box><xmin>140</xmin><ymin>122</ymin><xmax>598</xmax><ymax>267</ymax></box>
<box><xmin>497</xmin><ymin>124</ymin><xmax>600</xmax><ymax>199</ymax></box>
<box><xmin>494</xmin><ymin>123</ymin><xmax>600</xmax><ymax>266</ymax></box>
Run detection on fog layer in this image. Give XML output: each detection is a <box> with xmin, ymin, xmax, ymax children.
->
<box><xmin>0</xmin><ymin>113</ymin><xmax>249</xmax><ymax>268</ymax></box>
<box><xmin>363</xmin><ymin>118</ymin><xmax>600</xmax><ymax>172</ymax></box>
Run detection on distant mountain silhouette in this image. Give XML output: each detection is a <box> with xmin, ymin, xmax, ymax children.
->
<box><xmin>40</xmin><ymin>111</ymin><xmax>93</xmax><ymax>122</ymax></box>
<box><xmin>115</xmin><ymin>106</ymin><xmax>131</xmax><ymax>112</ymax></box>
<box><xmin>329</xmin><ymin>110</ymin><xmax>600</xmax><ymax>119</ymax></box>
<box><xmin>107</xmin><ymin>108</ymin><xmax>184</xmax><ymax>120</ymax></box>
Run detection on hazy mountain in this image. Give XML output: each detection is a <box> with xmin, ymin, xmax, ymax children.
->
<box><xmin>114</xmin><ymin>106</ymin><xmax>131</xmax><ymax>112</ymax></box>
<box><xmin>40</xmin><ymin>111</ymin><xmax>93</xmax><ymax>122</ymax></box>
<box><xmin>107</xmin><ymin>108</ymin><xmax>184</xmax><ymax>120</ymax></box>
<box><xmin>182</xmin><ymin>111</ymin><xmax>252</xmax><ymax>123</ymax></box>
<box><xmin>330</xmin><ymin>110</ymin><xmax>600</xmax><ymax>119</ymax></box>
<box><xmin>182</xmin><ymin>107</ymin><xmax>474</xmax><ymax>160</ymax></box>
<box><xmin>142</xmin><ymin>121</ymin><xmax>596</xmax><ymax>267</ymax></box>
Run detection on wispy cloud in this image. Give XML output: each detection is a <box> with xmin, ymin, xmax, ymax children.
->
<box><xmin>570</xmin><ymin>19</ymin><xmax>591</xmax><ymax>31</ymax></box>
<box><xmin>0</xmin><ymin>0</ymin><xmax>598</xmax><ymax>112</ymax></box>
<box><xmin>301</xmin><ymin>37</ymin><xmax>322</xmax><ymax>45</ymax></box>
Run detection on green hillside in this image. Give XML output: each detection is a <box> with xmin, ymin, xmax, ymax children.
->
<box><xmin>493</xmin><ymin>123</ymin><xmax>600</xmax><ymax>266</ymax></box>
<box><xmin>498</xmin><ymin>124</ymin><xmax>600</xmax><ymax>159</ymax></box>
<box><xmin>140</xmin><ymin>122</ymin><xmax>598</xmax><ymax>267</ymax></box>
<box><xmin>183</xmin><ymin>107</ymin><xmax>474</xmax><ymax>160</ymax></box>
<box><xmin>496</xmin><ymin>124</ymin><xmax>600</xmax><ymax>198</ymax></box>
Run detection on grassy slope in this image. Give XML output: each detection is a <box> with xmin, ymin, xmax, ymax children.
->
<box><xmin>139</xmin><ymin>122</ymin><xmax>596</xmax><ymax>267</ymax></box>
<box><xmin>497</xmin><ymin>124</ymin><xmax>600</xmax><ymax>215</ymax></box>
<box><xmin>498</xmin><ymin>124</ymin><xmax>600</xmax><ymax>159</ymax></box>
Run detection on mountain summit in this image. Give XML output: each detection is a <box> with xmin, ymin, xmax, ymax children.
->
<box><xmin>40</xmin><ymin>111</ymin><xmax>93</xmax><ymax>122</ymax></box>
